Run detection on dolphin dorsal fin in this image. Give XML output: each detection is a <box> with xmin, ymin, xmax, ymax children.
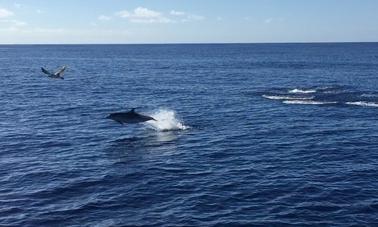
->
<box><xmin>130</xmin><ymin>108</ymin><xmax>136</xmax><ymax>113</ymax></box>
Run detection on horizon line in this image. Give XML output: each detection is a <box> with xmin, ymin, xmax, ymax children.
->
<box><xmin>0</xmin><ymin>41</ymin><xmax>377</xmax><ymax>45</ymax></box>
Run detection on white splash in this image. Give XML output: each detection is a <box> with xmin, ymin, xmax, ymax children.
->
<box><xmin>283</xmin><ymin>100</ymin><xmax>337</xmax><ymax>105</ymax></box>
<box><xmin>346</xmin><ymin>101</ymin><xmax>378</xmax><ymax>108</ymax></box>
<box><xmin>145</xmin><ymin>109</ymin><xmax>189</xmax><ymax>131</ymax></box>
<box><xmin>262</xmin><ymin>95</ymin><xmax>314</xmax><ymax>100</ymax></box>
<box><xmin>289</xmin><ymin>88</ymin><xmax>317</xmax><ymax>94</ymax></box>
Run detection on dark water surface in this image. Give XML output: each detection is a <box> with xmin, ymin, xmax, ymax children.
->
<box><xmin>1</xmin><ymin>43</ymin><xmax>378</xmax><ymax>226</ymax></box>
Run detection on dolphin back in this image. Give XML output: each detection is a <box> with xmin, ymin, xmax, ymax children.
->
<box><xmin>107</xmin><ymin>111</ymin><xmax>156</xmax><ymax>124</ymax></box>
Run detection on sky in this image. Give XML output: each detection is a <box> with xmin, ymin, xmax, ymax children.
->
<box><xmin>0</xmin><ymin>0</ymin><xmax>378</xmax><ymax>44</ymax></box>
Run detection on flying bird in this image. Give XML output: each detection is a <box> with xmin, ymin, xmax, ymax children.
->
<box><xmin>41</xmin><ymin>66</ymin><xmax>67</xmax><ymax>79</ymax></box>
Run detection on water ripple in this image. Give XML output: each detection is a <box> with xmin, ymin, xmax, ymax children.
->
<box><xmin>1</xmin><ymin>44</ymin><xmax>378</xmax><ymax>226</ymax></box>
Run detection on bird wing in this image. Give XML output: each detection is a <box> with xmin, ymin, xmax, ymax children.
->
<box><xmin>41</xmin><ymin>67</ymin><xmax>53</xmax><ymax>76</ymax></box>
<box><xmin>54</xmin><ymin>66</ymin><xmax>66</xmax><ymax>77</ymax></box>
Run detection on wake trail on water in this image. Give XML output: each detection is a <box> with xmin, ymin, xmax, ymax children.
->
<box><xmin>263</xmin><ymin>86</ymin><xmax>378</xmax><ymax>108</ymax></box>
<box><xmin>283</xmin><ymin>100</ymin><xmax>337</xmax><ymax>105</ymax></box>
<box><xmin>263</xmin><ymin>95</ymin><xmax>314</xmax><ymax>100</ymax></box>
<box><xmin>346</xmin><ymin>101</ymin><xmax>378</xmax><ymax>108</ymax></box>
<box><xmin>145</xmin><ymin>109</ymin><xmax>189</xmax><ymax>131</ymax></box>
<box><xmin>289</xmin><ymin>88</ymin><xmax>317</xmax><ymax>94</ymax></box>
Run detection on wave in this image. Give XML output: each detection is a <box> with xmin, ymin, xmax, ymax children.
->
<box><xmin>145</xmin><ymin>109</ymin><xmax>189</xmax><ymax>131</ymax></box>
<box><xmin>283</xmin><ymin>100</ymin><xmax>338</xmax><ymax>105</ymax></box>
<box><xmin>361</xmin><ymin>93</ymin><xmax>378</xmax><ymax>98</ymax></box>
<box><xmin>289</xmin><ymin>88</ymin><xmax>317</xmax><ymax>94</ymax></box>
<box><xmin>346</xmin><ymin>101</ymin><xmax>378</xmax><ymax>108</ymax></box>
<box><xmin>262</xmin><ymin>95</ymin><xmax>314</xmax><ymax>100</ymax></box>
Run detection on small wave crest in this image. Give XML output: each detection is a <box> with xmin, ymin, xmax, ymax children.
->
<box><xmin>346</xmin><ymin>101</ymin><xmax>378</xmax><ymax>108</ymax></box>
<box><xmin>361</xmin><ymin>93</ymin><xmax>378</xmax><ymax>98</ymax></box>
<box><xmin>262</xmin><ymin>95</ymin><xmax>314</xmax><ymax>100</ymax></box>
<box><xmin>289</xmin><ymin>88</ymin><xmax>317</xmax><ymax>94</ymax></box>
<box><xmin>283</xmin><ymin>100</ymin><xmax>337</xmax><ymax>105</ymax></box>
<box><xmin>145</xmin><ymin>109</ymin><xmax>189</xmax><ymax>131</ymax></box>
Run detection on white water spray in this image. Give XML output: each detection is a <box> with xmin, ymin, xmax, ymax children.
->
<box><xmin>145</xmin><ymin>109</ymin><xmax>189</xmax><ymax>131</ymax></box>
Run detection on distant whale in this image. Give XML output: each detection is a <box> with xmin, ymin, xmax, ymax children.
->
<box><xmin>106</xmin><ymin>108</ymin><xmax>156</xmax><ymax>124</ymax></box>
<box><xmin>41</xmin><ymin>66</ymin><xmax>67</xmax><ymax>79</ymax></box>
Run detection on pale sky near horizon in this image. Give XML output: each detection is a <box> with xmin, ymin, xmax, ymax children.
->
<box><xmin>0</xmin><ymin>0</ymin><xmax>377</xmax><ymax>44</ymax></box>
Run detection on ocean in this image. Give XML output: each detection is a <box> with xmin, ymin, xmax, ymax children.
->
<box><xmin>1</xmin><ymin>43</ymin><xmax>378</xmax><ymax>226</ymax></box>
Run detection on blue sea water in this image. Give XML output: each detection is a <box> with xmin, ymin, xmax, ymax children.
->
<box><xmin>1</xmin><ymin>43</ymin><xmax>378</xmax><ymax>226</ymax></box>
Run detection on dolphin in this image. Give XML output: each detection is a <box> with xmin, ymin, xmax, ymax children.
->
<box><xmin>41</xmin><ymin>66</ymin><xmax>67</xmax><ymax>79</ymax></box>
<box><xmin>106</xmin><ymin>108</ymin><xmax>156</xmax><ymax>124</ymax></box>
